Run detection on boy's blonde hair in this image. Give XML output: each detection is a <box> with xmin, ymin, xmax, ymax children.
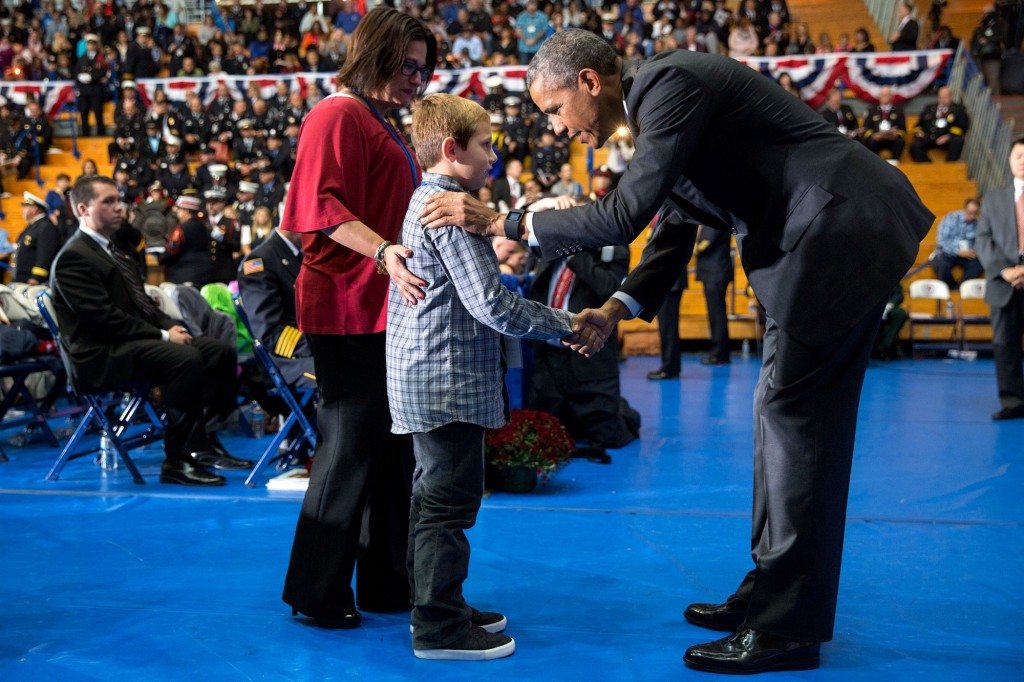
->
<box><xmin>411</xmin><ymin>93</ymin><xmax>490</xmax><ymax>168</ymax></box>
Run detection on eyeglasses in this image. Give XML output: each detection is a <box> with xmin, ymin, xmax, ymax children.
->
<box><xmin>399</xmin><ymin>60</ymin><xmax>431</xmax><ymax>80</ymax></box>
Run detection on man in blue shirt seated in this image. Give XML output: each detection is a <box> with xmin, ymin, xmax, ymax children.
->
<box><xmin>932</xmin><ymin>197</ymin><xmax>984</xmax><ymax>289</ymax></box>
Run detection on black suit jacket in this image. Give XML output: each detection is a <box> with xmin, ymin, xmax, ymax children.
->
<box><xmin>695</xmin><ymin>226</ymin><xmax>734</xmax><ymax>284</ymax></box>
<box><xmin>527</xmin><ymin>246</ymin><xmax>629</xmax><ymax>379</ymax></box>
<box><xmin>492</xmin><ymin>176</ymin><xmax>522</xmax><ymax>212</ymax></box>
<box><xmin>890</xmin><ymin>18</ymin><xmax>920</xmax><ymax>51</ymax></box>
<box><xmin>532</xmin><ymin>50</ymin><xmax>933</xmax><ymax>345</ymax></box>
<box><xmin>50</xmin><ymin>231</ymin><xmax>175</xmax><ymax>392</ymax></box>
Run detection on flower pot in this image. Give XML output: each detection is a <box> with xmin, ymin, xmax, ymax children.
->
<box><xmin>488</xmin><ymin>464</ymin><xmax>537</xmax><ymax>493</ymax></box>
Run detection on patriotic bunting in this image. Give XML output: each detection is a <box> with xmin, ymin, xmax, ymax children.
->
<box><xmin>0</xmin><ymin>51</ymin><xmax>952</xmax><ymax>122</ymax></box>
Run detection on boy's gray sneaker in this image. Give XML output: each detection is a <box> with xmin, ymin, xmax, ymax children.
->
<box><xmin>471</xmin><ymin>610</ymin><xmax>507</xmax><ymax>633</ymax></box>
<box><xmin>413</xmin><ymin>625</ymin><xmax>515</xmax><ymax>661</ymax></box>
<box><xmin>410</xmin><ymin>609</ymin><xmax>507</xmax><ymax>634</ymax></box>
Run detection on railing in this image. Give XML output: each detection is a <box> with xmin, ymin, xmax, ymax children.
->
<box><xmin>947</xmin><ymin>42</ymin><xmax>1014</xmax><ymax>195</ymax></box>
<box><xmin>863</xmin><ymin>0</ymin><xmax>901</xmax><ymax>42</ymax></box>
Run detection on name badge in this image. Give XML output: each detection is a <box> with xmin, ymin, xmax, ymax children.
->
<box><xmin>936</xmin><ymin>118</ymin><xmax>947</xmax><ymax>129</ymax></box>
<box><xmin>879</xmin><ymin>120</ymin><xmax>891</xmax><ymax>132</ymax></box>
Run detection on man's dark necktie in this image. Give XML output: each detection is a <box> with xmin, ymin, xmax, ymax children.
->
<box><xmin>108</xmin><ymin>243</ymin><xmax>163</xmax><ymax>325</ymax></box>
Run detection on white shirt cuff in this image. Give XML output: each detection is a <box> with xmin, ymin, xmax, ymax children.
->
<box><xmin>161</xmin><ymin>329</ymin><xmax>170</xmax><ymax>342</ymax></box>
<box><xmin>525</xmin><ymin>212</ymin><xmax>539</xmax><ymax>247</ymax></box>
<box><xmin>611</xmin><ymin>291</ymin><xmax>642</xmax><ymax>319</ymax></box>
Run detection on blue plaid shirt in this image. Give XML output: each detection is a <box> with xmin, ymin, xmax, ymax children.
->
<box><xmin>936</xmin><ymin>209</ymin><xmax>978</xmax><ymax>255</ymax></box>
<box><xmin>386</xmin><ymin>173</ymin><xmax>575</xmax><ymax>434</ymax></box>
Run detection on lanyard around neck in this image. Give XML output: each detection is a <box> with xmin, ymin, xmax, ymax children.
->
<box><xmin>348</xmin><ymin>90</ymin><xmax>419</xmax><ymax>189</ymax></box>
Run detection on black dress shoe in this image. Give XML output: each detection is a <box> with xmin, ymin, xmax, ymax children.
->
<box><xmin>684</xmin><ymin>627</ymin><xmax>820</xmax><ymax>674</ymax></box>
<box><xmin>292</xmin><ymin>606</ymin><xmax>363</xmax><ymax>629</ymax></box>
<box><xmin>700</xmin><ymin>356</ymin><xmax>731</xmax><ymax>366</ymax></box>
<box><xmin>205</xmin><ymin>434</ymin><xmax>256</xmax><ymax>469</ymax></box>
<box><xmin>646</xmin><ymin>370</ymin><xmax>679</xmax><ymax>380</ymax></box>
<box><xmin>684</xmin><ymin>595</ymin><xmax>748</xmax><ymax>631</ymax></box>
<box><xmin>991</xmin><ymin>405</ymin><xmax>1024</xmax><ymax>421</ymax></box>
<box><xmin>189</xmin><ymin>449</ymin><xmax>254</xmax><ymax>471</ymax></box>
<box><xmin>159</xmin><ymin>460</ymin><xmax>227</xmax><ymax>486</ymax></box>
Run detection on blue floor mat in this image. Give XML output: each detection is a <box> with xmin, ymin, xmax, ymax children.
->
<box><xmin>0</xmin><ymin>356</ymin><xmax>1021</xmax><ymax>680</ymax></box>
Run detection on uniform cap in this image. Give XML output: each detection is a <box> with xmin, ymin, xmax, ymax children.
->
<box><xmin>502</xmin><ymin>96</ymin><xmax>521</xmax><ymax>107</ymax></box>
<box><xmin>238</xmin><ymin>181</ymin><xmax>259</xmax><ymax>193</ymax></box>
<box><xmin>21</xmin><ymin>191</ymin><xmax>48</xmax><ymax>211</ymax></box>
<box><xmin>209</xmin><ymin>163</ymin><xmax>228</xmax><ymax>176</ymax></box>
<box><xmin>485</xmin><ymin>75</ymin><xmax>503</xmax><ymax>89</ymax></box>
<box><xmin>204</xmin><ymin>188</ymin><xmax>228</xmax><ymax>201</ymax></box>
<box><xmin>175</xmin><ymin>195</ymin><xmax>202</xmax><ymax>211</ymax></box>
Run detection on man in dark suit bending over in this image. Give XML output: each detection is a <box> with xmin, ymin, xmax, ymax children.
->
<box><xmin>419</xmin><ymin>31</ymin><xmax>934</xmax><ymax>673</ymax></box>
<box><xmin>50</xmin><ymin>175</ymin><xmax>252</xmax><ymax>486</ymax></box>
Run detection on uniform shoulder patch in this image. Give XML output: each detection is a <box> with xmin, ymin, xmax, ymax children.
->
<box><xmin>243</xmin><ymin>258</ymin><xmax>264</xmax><ymax>275</ymax></box>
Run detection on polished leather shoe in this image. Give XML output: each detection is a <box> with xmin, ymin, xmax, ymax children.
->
<box><xmin>700</xmin><ymin>356</ymin><xmax>730</xmax><ymax>366</ymax></box>
<box><xmin>190</xmin><ymin>449</ymin><xmax>254</xmax><ymax>471</ymax></box>
<box><xmin>684</xmin><ymin>595</ymin><xmax>748</xmax><ymax>631</ymax></box>
<box><xmin>684</xmin><ymin>627</ymin><xmax>820</xmax><ymax>674</ymax></box>
<box><xmin>292</xmin><ymin>606</ymin><xmax>362</xmax><ymax>629</ymax></box>
<box><xmin>159</xmin><ymin>459</ymin><xmax>226</xmax><ymax>486</ymax></box>
<box><xmin>992</xmin><ymin>405</ymin><xmax>1024</xmax><ymax>421</ymax></box>
<box><xmin>646</xmin><ymin>370</ymin><xmax>679</xmax><ymax>381</ymax></box>
<box><xmin>205</xmin><ymin>434</ymin><xmax>256</xmax><ymax>469</ymax></box>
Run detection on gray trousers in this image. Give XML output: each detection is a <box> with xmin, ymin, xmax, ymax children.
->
<box><xmin>991</xmin><ymin>289</ymin><xmax>1024</xmax><ymax>409</ymax></box>
<box><xmin>408</xmin><ymin>422</ymin><xmax>486</xmax><ymax>647</ymax></box>
<box><xmin>732</xmin><ymin>306</ymin><xmax>882</xmax><ymax>642</ymax></box>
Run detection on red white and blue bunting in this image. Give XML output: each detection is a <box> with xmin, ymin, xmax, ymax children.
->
<box><xmin>0</xmin><ymin>50</ymin><xmax>952</xmax><ymax>121</ymax></box>
<box><xmin>842</xmin><ymin>50</ymin><xmax>953</xmax><ymax>104</ymax></box>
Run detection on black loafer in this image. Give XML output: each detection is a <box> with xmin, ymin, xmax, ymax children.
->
<box><xmin>700</xmin><ymin>356</ymin><xmax>730</xmax><ymax>366</ymax></box>
<box><xmin>291</xmin><ymin>607</ymin><xmax>362</xmax><ymax>629</ymax></box>
<box><xmin>190</xmin><ymin>450</ymin><xmax>254</xmax><ymax>471</ymax></box>
<box><xmin>684</xmin><ymin>626</ymin><xmax>820</xmax><ymax>674</ymax></box>
<box><xmin>159</xmin><ymin>460</ymin><xmax>226</xmax><ymax>486</ymax></box>
<box><xmin>646</xmin><ymin>370</ymin><xmax>679</xmax><ymax>381</ymax></box>
<box><xmin>684</xmin><ymin>595</ymin><xmax>748</xmax><ymax>631</ymax></box>
<box><xmin>992</xmin><ymin>406</ymin><xmax>1024</xmax><ymax>421</ymax></box>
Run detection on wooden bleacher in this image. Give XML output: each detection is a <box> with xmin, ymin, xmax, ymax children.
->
<box><xmin>786</xmin><ymin>0</ymin><xmax>881</xmax><ymax>46</ymax></box>
<box><xmin>1</xmin><ymin>137</ymin><xmax>113</xmax><ymax>239</ymax></box>
<box><xmin>942</xmin><ymin>0</ymin><xmax>991</xmax><ymax>45</ymax></box>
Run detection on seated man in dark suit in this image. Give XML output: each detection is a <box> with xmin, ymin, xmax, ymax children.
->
<box><xmin>50</xmin><ymin>175</ymin><xmax>253</xmax><ymax>486</ymax></box>
<box><xmin>525</xmin><ymin>243</ymin><xmax>640</xmax><ymax>449</ymax></box>
<box><xmin>237</xmin><ymin>227</ymin><xmax>314</xmax><ymax>390</ymax></box>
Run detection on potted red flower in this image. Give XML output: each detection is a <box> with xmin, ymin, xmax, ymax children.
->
<box><xmin>485</xmin><ymin>409</ymin><xmax>574</xmax><ymax>492</ymax></box>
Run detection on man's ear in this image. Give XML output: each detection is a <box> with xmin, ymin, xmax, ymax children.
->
<box><xmin>579</xmin><ymin>68</ymin><xmax>603</xmax><ymax>96</ymax></box>
<box><xmin>441</xmin><ymin>136</ymin><xmax>459</xmax><ymax>163</ymax></box>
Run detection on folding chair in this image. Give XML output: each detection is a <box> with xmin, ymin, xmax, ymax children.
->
<box><xmin>232</xmin><ymin>294</ymin><xmax>317</xmax><ymax>487</ymax></box>
<box><xmin>37</xmin><ymin>291</ymin><xmax>166</xmax><ymax>484</ymax></box>
<box><xmin>907</xmin><ymin>278</ymin><xmax>958</xmax><ymax>357</ymax></box>
<box><xmin>958</xmin><ymin>278</ymin><xmax>991</xmax><ymax>352</ymax></box>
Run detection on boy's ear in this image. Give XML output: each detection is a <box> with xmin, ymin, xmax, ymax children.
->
<box><xmin>441</xmin><ymin>136</ymin><xmax>459</xmax><ymax>163</ymax></box>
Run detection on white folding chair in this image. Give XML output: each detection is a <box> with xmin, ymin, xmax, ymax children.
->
<box><xmin>958</xmin><ymin>278</ymin><xmax>991</xmax><ymax>352</ymax></box>
<box><xmin>907</xmin><ymin>278</ymin><xmax>958</xmax><ymax>357</ymax></box>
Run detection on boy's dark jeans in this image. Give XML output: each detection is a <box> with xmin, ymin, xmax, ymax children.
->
<box><xmin>408</xmin><ymin>421</ymin><xmax>486</xmax><ymax>648</ymax></box>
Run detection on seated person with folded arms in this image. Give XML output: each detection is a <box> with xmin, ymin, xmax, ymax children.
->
<box><xmin>50</xmin><ymin>175</ymin><xmax>253</xmax><ymax>487</ymax></box>
<box><xmin>386</xmin><ymin>93</ymin><xmax>596</xmax><ymax>661</ymax></box>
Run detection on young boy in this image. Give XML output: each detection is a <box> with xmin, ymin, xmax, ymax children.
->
<box><xmin>386</xmin><ymin>93</ymin><xmax>587</xmax><ymax>660</ymax></box>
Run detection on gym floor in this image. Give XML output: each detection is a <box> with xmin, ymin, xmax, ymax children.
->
<box><xmin>0</xmin><ymin>355</ymin><xmax>1020</xmax><ymax>680</ymax></box>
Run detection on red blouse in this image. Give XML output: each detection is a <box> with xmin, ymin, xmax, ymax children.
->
<box><xmin>280</xmin><ymin>94</ymin><xmax>420</xmax><ymax>335</ymax></box>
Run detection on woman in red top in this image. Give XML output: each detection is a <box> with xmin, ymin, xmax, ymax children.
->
<box><xmin>279</xmin><ymin>7</ymin><xmax>435</xmax><ymax>629</ymax></box>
